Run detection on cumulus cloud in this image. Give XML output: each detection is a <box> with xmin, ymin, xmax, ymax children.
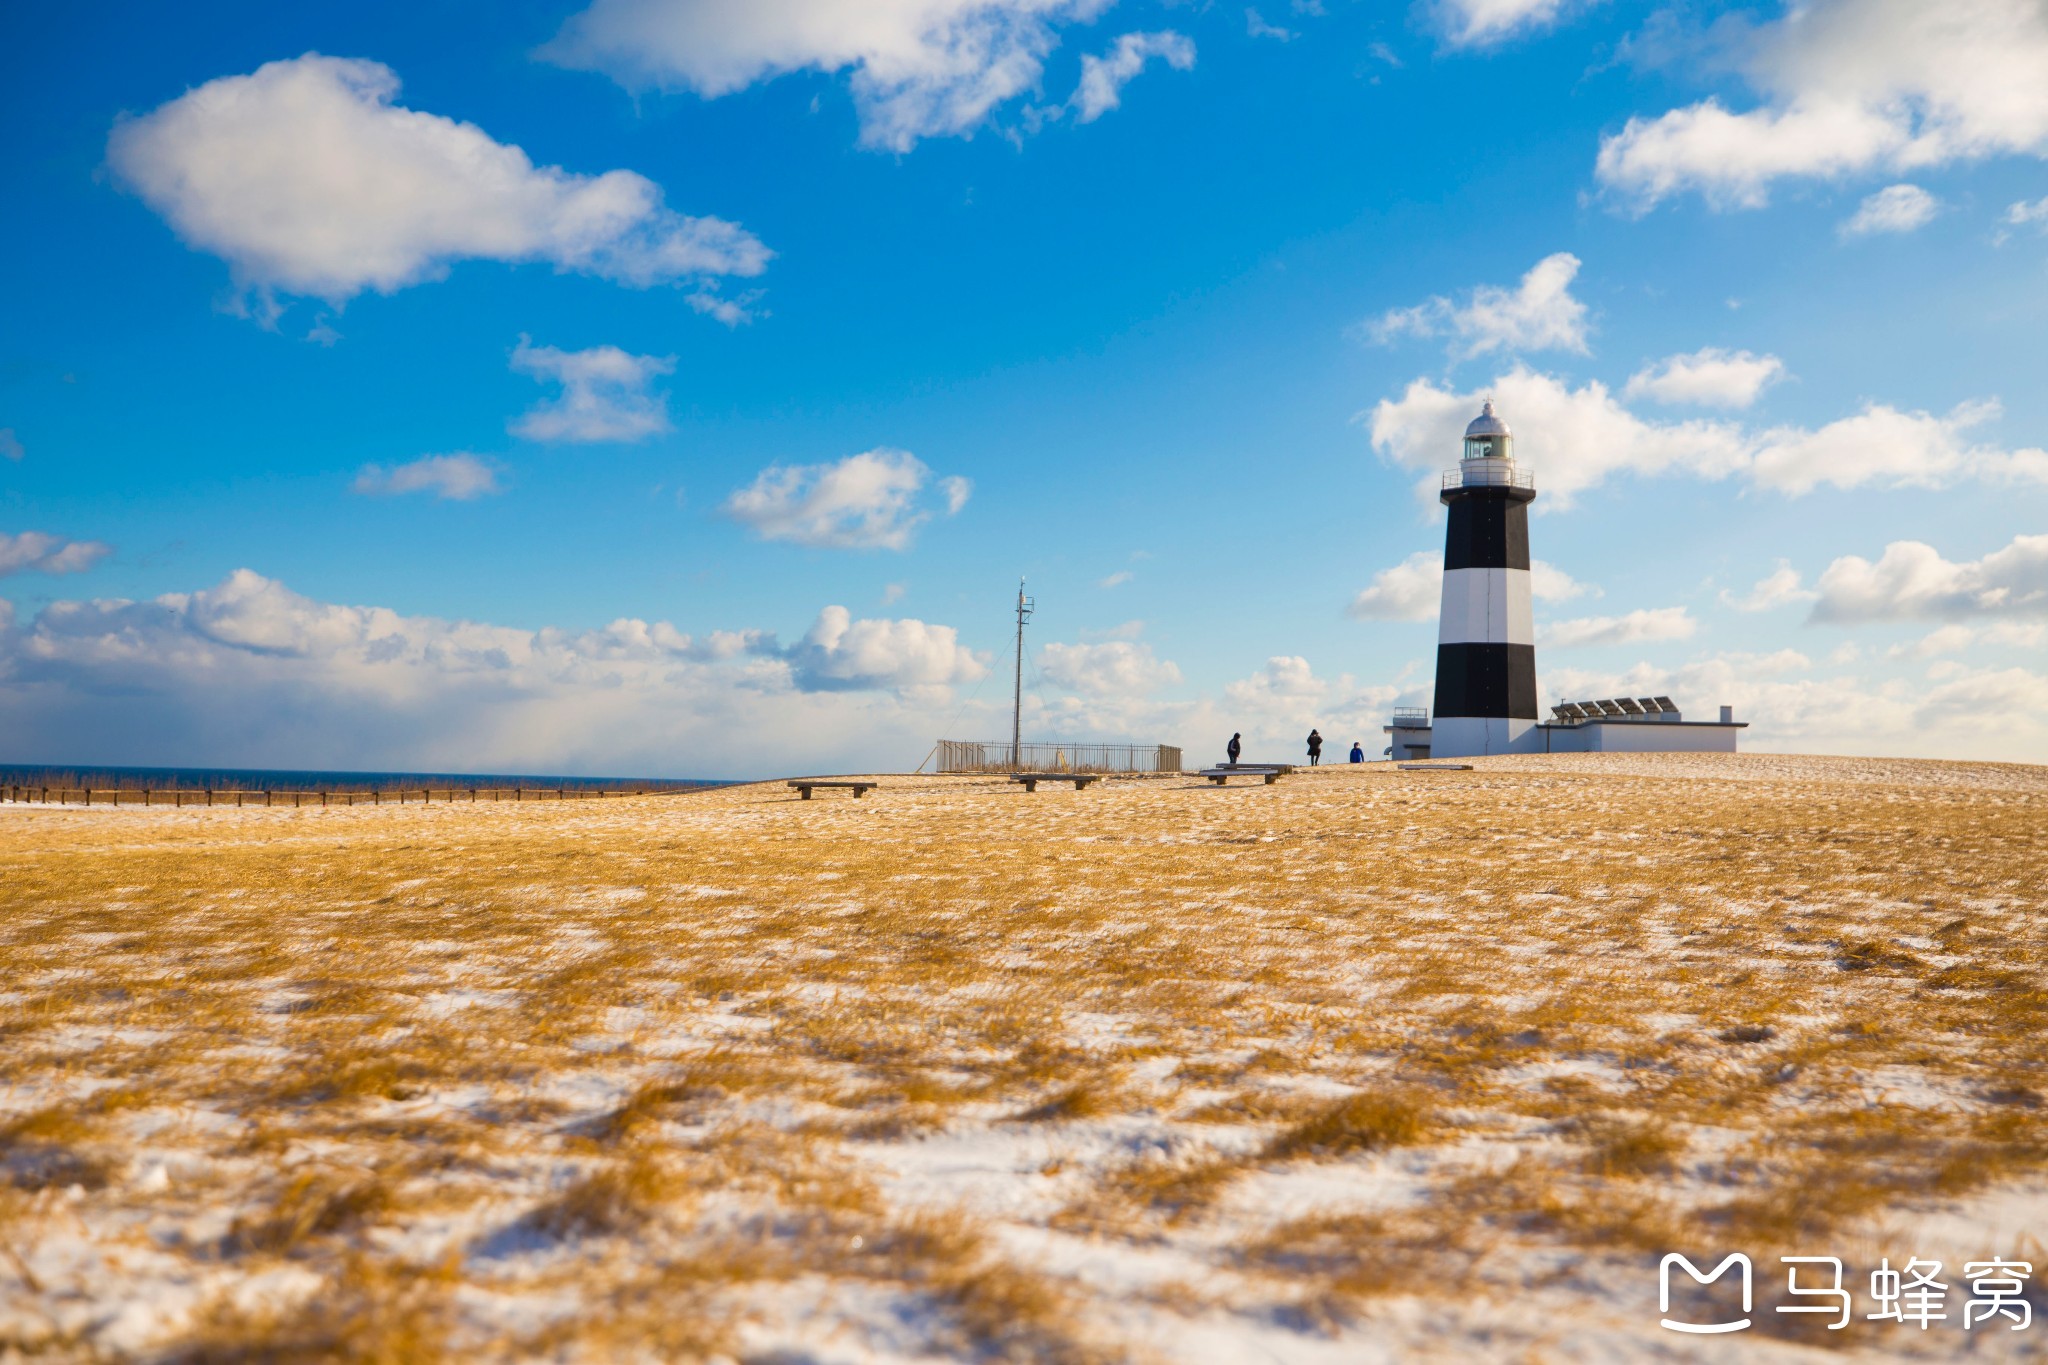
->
<box><xmin>1840</xmin><ymin>183</ymin><xmax>1940</xmax><ymax>235</ymax></box>
<box><xmin>106</xmin><ymin>55</ymin><xmax>769</xmax><ymax>312</ymax></box>
<box><xmin>1370</xmin><ymin>368</ymin><xmax>2048</xmax><ymax>506</ymax></box>
<box><xmin>1811</xmin><ymin>533</ymin><xmax>2048</xmax><ymax>623</ymax></box>
<box><xmin>1070</xmin><ymin>31</ymin><xmax>1195</xmax><ymax>123</ymax></box>
<box><xmin>1349</xmin><ymin>551</ymin><xmax>1593</xmax><ymax>622</ymax></box>
<box><xmin>1624</xmin><ymin>348</ymin><xmax>1786</xmax><ymax>408</ymax></box>
<box><xmin>1529</xmin><ymin>560</ymin><xmax>1596</xmax><ymax>603</ymax></box>
<box><xmin>1541</xmin><ymin>606</ymin><xmax>1697</xmax><ymax>649</ymax></box>
<box><xmin>352</xmin><ymin>454</ymin><xmax>501</xmax><ymax>501</ymax></box>
<box><xmin>0</xmin><ymin>532</ymin><xmax>113</xmax><ymax>577</ymax></box>
<box><xmin>1038</xmin><ymin>639</ymin><xmax>1181</xmax><ymax>696</ymax></box>
<box><xmin>545</xmin><ymin>0</ymin><xmax>1138</xmax><ymax>152</ymax></box>
<box><xmin>1749</xmin><ymin>398</ymin><xmax>2048</xmax><ymax>495</ymax></box>
<box><xmin>1721</xmin><ymin>561</ymin><xmax>1817</xmax><ymax>612</ymax></box>
<box><xmin>1596</xmin><ymin>0</ymin><xmax>2048</xmax><ymax>210</ymax></box>
<box><xmin>1435</xmin><ymin>0</ymin><xmax>1573</xmax><ymax>48</ymax></box>
<box><xmin>0</xmin><ymin>429</ymin><xmax>21</xmax><ymax>462</ymax></box>
<box><xmin>1548</xmin><ymin>647</ymin><xmax>2048</xmax><ymax>760</ymax></box>
<box><xmin>1369</xmin><ymin>366</ymin><xmax>1749</xmax><ymax>508</ymax></box>
<box><xmin>0</xmin><ymin>569</ymin><xmax>995</xmax><ymax>775</ymax></box>
<box><xmin>1347</xmin><ymin>551</ymin><xmax>1442</xmax><ymax>621</ymax></box>
<box><xmin>1365</xmin><ymin>253</ymin><xmax>1589</xmax><ymax>359</ymax></box>
<box><xmin>724</xmin><ymin>448</ymin><xmax>968</xmax><ymax>550</ymax></box>
<box><xmin>510</xmin><ymin>340</ymin><xmax>674</xmax><ymax>443</ymax></box>
<box><xmin>786</xmin><ymin>604</ymin><xmax>988</xmax><ymax>692</ymax></box>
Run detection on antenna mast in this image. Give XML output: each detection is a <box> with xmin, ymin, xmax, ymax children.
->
<box><xmin>1012</xmin><ymin>578</ymin><xmax>1033</xmax><ymax>767</ymax></box>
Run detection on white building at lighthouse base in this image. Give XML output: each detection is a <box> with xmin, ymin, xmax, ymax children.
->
<box><xmin>1387</xmin><ymin>699</ymin><xmax>1746</xmax><ymax>762</ymax></box>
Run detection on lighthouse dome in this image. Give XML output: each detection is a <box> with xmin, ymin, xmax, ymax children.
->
<box><xmin>1465</xmin><ymin>400</ymin><xmax>1511</xmax><ymax>441</ymax></box>
<box><xmin>1462</xmin><ymin>400</ymin><xmax>1513</xmax><ymax>462</ymax></box>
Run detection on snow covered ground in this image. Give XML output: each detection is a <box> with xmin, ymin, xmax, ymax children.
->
<box><xmin>1</xmin><ymin>755</ymin><xmax>2043</xmax><ymax>1361</ymax></box>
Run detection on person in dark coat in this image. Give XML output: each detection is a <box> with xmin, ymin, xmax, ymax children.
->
<box><xmin>1349</xmin><ymin>741</ymin><xmax>1365</xmax><ymax>764</ymax></box>
<box><xmin>1226</xmin><ymin>732</ymin><xmax>1242</xmax><ymax>765</ymax></box>
<box><xmin>1306</xmin><ymin>729</ymin><xmax>1323</xmax><ymax>765</ymax></box>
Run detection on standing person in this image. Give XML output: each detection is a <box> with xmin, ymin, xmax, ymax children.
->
<box><xmin>1348</xmin><ymin>741</ymin><xmax>1364</xmax><ymax>764</ymax></box>
<box><xmin>1306</xmin><ymin>729</ymin><xmax>1323</xmax><ymax>765</ymax></box>
<box><xmin>1226</xmin><ymin>732</ymin><xmax>1242</xmax><ymax>766</ymax></box>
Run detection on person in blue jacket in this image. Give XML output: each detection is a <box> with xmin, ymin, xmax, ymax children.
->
<box><xmin>1348</xmin><ymin>741</ymin><xmax>1365</xmax><ymax>764</ymax></box>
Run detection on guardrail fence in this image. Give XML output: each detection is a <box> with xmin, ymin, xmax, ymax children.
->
<box><xmin>934</xmin><ymin>741</ymin><xmax>1182</xmax><ymax>775</ymax></box>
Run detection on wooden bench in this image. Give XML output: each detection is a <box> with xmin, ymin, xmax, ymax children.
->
<box><xmin>1398</xmin><ymin>763</ymin><xmax>1472</xmax><ymax>772</ymax></box>
<box><xmin>1197</xmin><ymin>766</ymin><xmax>1287</xmax><ymax>786</ymax></box>
<box><xmin>787</xmin><ymin>780</ymin><xmax>877</xmax><ymax>800</ymax></box>
<box><xmin>1010</xmin><ymin>773</ymin><xmax>1104</xmax><ymax>793</ymax></box>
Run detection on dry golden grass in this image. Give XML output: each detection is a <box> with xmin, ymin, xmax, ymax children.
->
<box><xmin>2</xmin><ymin>751</ymin><xmax>2045</xmax><ymax>1359</ymax></box>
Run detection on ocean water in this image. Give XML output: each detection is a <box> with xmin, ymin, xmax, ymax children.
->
<box><xmin>0</xmin><ymin>762</ymin><xmax>732</xmax><ymax>794</ymax></box>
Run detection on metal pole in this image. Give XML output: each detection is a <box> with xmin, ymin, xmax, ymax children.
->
<box><xmin>1011</xmin><ymin>578</ymin><xmax>1032</xmax><ymax>769</ymax></box>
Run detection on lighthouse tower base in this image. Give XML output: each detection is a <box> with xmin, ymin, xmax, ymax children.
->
<box><xmin>1430</xmin><ymin>717</ymin><xmax>1543</xmax><ymax>759</ymax></box>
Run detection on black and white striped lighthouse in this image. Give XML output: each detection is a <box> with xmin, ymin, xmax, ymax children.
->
<box><xmin>1431</xmin><ymin>401</ymin><xmax>1538</xmax><ymax>757</ymax></box>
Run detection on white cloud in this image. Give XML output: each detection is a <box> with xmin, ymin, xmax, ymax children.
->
<box><xmin>1370</xmin><ymin>369</ymin><xmax>2048</xmax><ymax>506</ymax></box>
<box><xmin>1749</xmin><ymin>398</ymin><xmax>2048</xmax><ymax>495</ymax></box>
<box><xmin>107</xmin><ymin>55</ymin><xmax>768</xmax><ymax>310</ymax></box>
<box><xmin>1070</xmin><ymin>31</ymin><xmax>1196</xmax><ymax>123</ymax></box>
<box><xmin>1544</xmin><ymin>648</ymin><xmax>2048</xmax><ymax>761</ymax></box>
<box><xmin>1435</xmin><ymin>0</ymin><xmax>1571</xmax><ymax>48</ymax></box>
<box><xmin>1840</xmin><ymin>183</ymin><xmax>1940</xmax><ymax>236</ymax></box>
<box><xmin>0</xmin><ymin>429</ymin><xmax>21</xmax><ymax>462</ymax></box>
<box><xmin>1349</xmin><ymin>551</ymin><xmax>1592</xmax><ymax>622</ymax></box>
<box><xmin>0</xmin><ymin>569</ymin><xmax>997</xmax><ymax>775</ymax></box>
<box><xmin>1366</xmin><ymin>252</ymin><xmax>1589</xmax><ymax>359</ymax></box>
<box><xmin>1541</xmin><ymin>606</ymin><xmax>1696</xmax><ymax>649</ymax></box>
<box><xmin>1097</xmin><ymin>570</ymin><xmax>1134</xmax><ymax>589</ymax></box>
<box><xmin>1721</xmin><ymin>561</ymin><xmax>1816</xmax><ymax>612</ymax></box>
<box><xmin>1038</xmin><ymin>639</ymin><xmax>1182</xmax><ymax>696</ymax></box>
<box><xmin>2006</xmin><ymin>195</ymin><xmax>2048</xmax><ymax>229</ymax></box>
<box><xmin>787</xmin><ymin>604</ymin><xmax>988</xmax><ymax>692</ymax></box>
<box><xmin>1890</xmin><ymin>621</ymin><xmax>2046</xmax><ymax>659</ymax></box>
<box><xmin>1623</xmin><ymin>348</ymin><xmax>1785</xmax><ymax>408</ymax></box>
<box><xmin>1811</xmin><ymin>533</ymin><xmax>2048</xmax><ymax>623</ymax></box>
<box><xmin>724</xmin><ymin>448</ymin><xmax>967</xmax><ymax>550</ymax></box>
<box><xmin>1597</xmin><ymin>0</ymin><xmax>2048</xmax><ymax>210</ymax></box>
<box><xmin>352</xmin><ymin>454</ymin><xmax>501</xmax><ymax>501</ymax></box>
<box><xmin>0</xmin><ymin>532</ymin><xmax>113</xmax><ymax>577</ymax></box>
<box><xmin>544</xmin><ymin>0</ymin><xmax>1129</xmax><ymax>152</ymax></box>
<box><xmin>1529</xmin><ymin>560</ymin><xmax>1596</xmax><ymax>602</ymax></box>
<box><xmin>938</xmin><ymin>475</ymin><xmax>974</xmax><ymax>515</ymax></box>
<box><xmin>881</xmin><ymin>582</ymin><xmax>907</xmax><ymax>606</ymax></box>
<box><xmin>1347</xmin><ymin>551</ymin><xmax>1441</xmax><ymax>621</ymax></box>
<box><xmin>1246</xmin><ymin>9</ymin><xmax>1295</xmax><ymax>41</ymax></box>
<box><xmin>510</xmin><ymin>340</ymin><xmax>674</xmax><ymax>444</ymax></box>
<box><xmin>1368</xmin><ymin>366</ymin><xmax>1749</xmax><ymax>509</ymax></box>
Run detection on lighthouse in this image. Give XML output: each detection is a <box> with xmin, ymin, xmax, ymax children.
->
<box><xmin>1431</xmin><ymin>401</ymin><xmax>1539</xmax><ymax>757</ymax></box>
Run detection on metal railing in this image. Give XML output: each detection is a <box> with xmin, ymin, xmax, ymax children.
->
<box><xmin>934</xmin><ymin>741</ymin><xmax>1182</xmax><ymax>774</ymax></box>
<box><xmin>1443</xmin><ymin>464</ymin><xmax>1536</xmax><ymax>490</ymax></box>
<box><xmin>1389</xmin><ymin>707</ymin><xmax>1430</xmax><ymax>728</ymax></box>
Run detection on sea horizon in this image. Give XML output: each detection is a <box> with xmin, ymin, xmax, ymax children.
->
<box><xmin>0</xmin><ymin>761</ymin><xmax>740</xmax><ymax>793</ymax></box>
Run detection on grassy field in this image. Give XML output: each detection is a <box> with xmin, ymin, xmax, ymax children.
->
<box><xmin>1</xmin><ymin>754</ymin><xmax>2044</xmax><ymax>1362</ymax></box>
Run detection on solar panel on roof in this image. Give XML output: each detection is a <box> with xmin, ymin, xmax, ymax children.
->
<box><xmin>1652</xmin><ymin>696</ymin><xmax>1676</xmax><ymax>710</ymax></box>
<box><xmin>1617</xmin><ymin>698</ymin><xmax>1644</xmax><ymax>714</ymax></box>
<box><xmin>1599</xmin><ymin>700</ymin><xmax>1626</xmax><ymax>716</ymax></box>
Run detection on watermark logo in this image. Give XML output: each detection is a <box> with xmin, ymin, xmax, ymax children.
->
<box><xmin>1659</xmin><ymin>1254</ymin><xmax>2032</xmax><ymax>1335</ymax></box>
<box><xmin>1660</xmin><ymin>1253</ymin><xmax>1751</xmax><ymax>1334</ymax></box>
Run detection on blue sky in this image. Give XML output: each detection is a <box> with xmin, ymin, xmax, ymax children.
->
<box><xmin>4</xmin><ymin>0</ymin><xmax>2047</xmax><ymax>777</ymax></box>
